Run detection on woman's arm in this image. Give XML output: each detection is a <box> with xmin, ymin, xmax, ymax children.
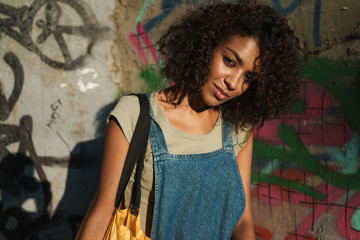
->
<box><xmin>80</xmin><ymin>117</ymin><xmax>130</xmax><ymax>240</ymax></box>
<box><xmin>232</xmin><ymin>133</ymin><xmax>256</xmax><ymax>240</ymax></box>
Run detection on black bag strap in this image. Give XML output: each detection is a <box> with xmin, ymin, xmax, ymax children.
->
<box><xmin>114</xmin><ymin>94</ymin><xmax>150</xmax><ymax>215</ymax></box>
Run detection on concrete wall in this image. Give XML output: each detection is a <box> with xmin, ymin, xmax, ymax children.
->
<box><xmin>0</xmin><ymin>0</ymin><xmax>117</xmax><ymax>239</ymax></box>
<box><xmin>0</xmin><ymin>0</ymin><xmax>359</xmax><ymax>239</ymax></box>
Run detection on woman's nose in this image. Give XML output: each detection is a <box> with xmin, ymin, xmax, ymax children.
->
<box><xmin>224</xmin><ymin>70</ymin><xmax>242</xmax><ymax>91</ymax></box>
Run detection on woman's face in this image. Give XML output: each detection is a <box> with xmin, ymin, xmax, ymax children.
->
<box><xmin>200</xmin><ymin>35</ymin><xmax>259</xmax><ymax>107</ymax></box>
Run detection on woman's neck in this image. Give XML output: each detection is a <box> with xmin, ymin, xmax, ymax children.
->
<box><xmin>157</xmin><ymin>89</ymin><xmax>220</xmax><ymax>135</ymax></box>
<box><xmin>160</xmin><ymin>89</ymin><xmax>215</xmax><ymax>113</ymax></box>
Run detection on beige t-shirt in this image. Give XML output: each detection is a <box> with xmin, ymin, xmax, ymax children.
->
<box><xmin>108</xmin><ymin>91</ymin><xmax>250</xmax><ymax>233</ymax></box>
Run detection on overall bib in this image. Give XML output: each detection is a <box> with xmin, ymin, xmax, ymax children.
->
<box><xmin>148</xmin><ymin>103</ymin><xmax>246</xmax><ymax>239</ymax></box>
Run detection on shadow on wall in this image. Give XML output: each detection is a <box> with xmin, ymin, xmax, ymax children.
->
<box><xmin>0</xmin><ymin>100</ymin><xmax>116</xmax><ymax>240</ymax></box>
<box><xmin>0</xmin><ymin>0</ymin><xmax>112</xmax><ymax>238</ymax></box>
<box><xmin>0</xmin><ymin>154</ymin><xmax>51</xmax><ymax>240</ymax></box>
<box><xmin>49</xmin><ymin>100</ymin><xmax>118</xmax><ymax>239</ymax></box>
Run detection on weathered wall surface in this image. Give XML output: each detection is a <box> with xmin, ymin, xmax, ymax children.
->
<box><xmin>0</xmin><ymin>0</ymin><xmax>117</xmax><ymax>239</ymax></box>
<box><xmin>0</xmin><ymin>0</ymin><xmax>359</xmax><ymax>239</ymax></box>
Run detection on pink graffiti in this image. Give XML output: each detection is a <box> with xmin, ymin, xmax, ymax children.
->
<box><xmin>285</xmin><ymin>233</ymin><xmax>317</xmax><ymax>240</ymax></box>
<box><xmin>336</xmin><ymin>191</ymin><xmax>360</xmax><ymax>240</ymax></box>
<box><xmin>128</xmin><ymin>22</ymin><xmax>159</xmax><ymax>65</ymax></box>
<box><xmin>255</xmin><ymin>225</ymin><xmax>272</xmax><ymax>240</ymax></box>
<box><xmin>286</xmin><ymin>182</ymin><xmax>346</xmax><ymax>240</ymax></box>
<box><xmin>251</xmin><ymin>169</ymin><xmax>317</xmax><ymax>206</ymax></box>
<box><xmin>252</xmin><ymin>169</ymin><xmax>360</xmax><ymax>239</ymax></box>
<box><xmin>254</xmin><ymin>79</ymin><xmax>354</xmax><ymax>147</ymax></box>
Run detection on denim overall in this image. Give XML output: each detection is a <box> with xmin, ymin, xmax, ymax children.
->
<box><xmin>148</xmin><ymin>103</ymin><xmax>246</xmax><ymax>239</ymax></box>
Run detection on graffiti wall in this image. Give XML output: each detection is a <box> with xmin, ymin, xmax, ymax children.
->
<box><xmin>111</xmin><ymin>0</ymin><xmax>360</xmax><ymax>240</ymax></box>
<box><xmin>0</xmin><ymin>0</ymin><xmax>359</xmax><ymax>239</ymax></box>
<box><xmin>252</xmin><ymin>58</ymin><xmax>360</xmax><ymax>239</ymax></box>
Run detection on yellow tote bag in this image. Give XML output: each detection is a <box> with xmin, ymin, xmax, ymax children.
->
<box><xmin>103</xmin><ymin>208</ymin><xmax>150</xmax><ymax>240</ymax></box>
<box><xmin>74</xmin><ymin>94</ymin><xmax>151</xmax><ymax>240</ymax></box>
<box><xmin>74</xmin><ymin>194</ymin><xmax>150</xmax><ymax>240</ymax></box>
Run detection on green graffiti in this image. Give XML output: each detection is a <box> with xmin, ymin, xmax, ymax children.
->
<box><xmin>252</xmin><ymin>57</ymin><xmax>360</xmax><ymax>200</ymax></box>
<box><xmin>253</xmin><ymin>124</ymin><xmax>360</xmax><ymax>199</ymax></box>
<box><xmin>328</xmin><ymin>134</ymin><xmax>359</xmax><ymax>174</ymax></box>
<box><xmin>251</xmin><ymin>172</ymin><xmax>325</xmax><ymax>200</ymax></box>
<box><xmin>301</xmin><ymin>57</ymin><xmax>360</xmax><ymax>134</ymax></box>
<box><xmin>136</xmin><ymin>0</ymin><xmax>157</xmax><ymax>24</ymax></box>
<box><xmin>140</xmin><ymin>66</ymin><xmax>165</xmax><ymax>92</ymax></box>
<box><xmin>286</xmin><ymin>99</ymin><xmax>305</xmax><ymax>114</ymax></box>
<box><xmin>114</xmin><ymin>91</ymin><xmax>122</xmax><ymax>101</ymax></box>
<box><xmin>352</xmin><ymin>208</ymin><xmax>360</xmax><ymax>231</ymax></box>
<box><xmin>292</xmin><ymin>99</ymin><xmax>305</xmax><ymax>113</ymax></box>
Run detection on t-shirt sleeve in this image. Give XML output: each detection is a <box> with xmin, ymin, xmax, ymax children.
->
<box><xmin>107</xmin><ymin>95</ymin><xmax>140</xmax><ymax>143</ymax></box>
<box><xmin>232</xmin><ymin>126</ymin><xmax>251</xmax><ymax>156</ymax></box>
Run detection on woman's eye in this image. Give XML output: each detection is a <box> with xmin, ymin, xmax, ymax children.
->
<box><xmin>223</xmin><ymin>57</ymin><xmax>235</xmax><ymax>67</ymax></box>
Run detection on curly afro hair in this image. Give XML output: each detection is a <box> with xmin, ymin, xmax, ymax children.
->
<box><xmin>157</xmin><ymin>1</ymin><xmax>301</xmax><ymax>131</ymax></box>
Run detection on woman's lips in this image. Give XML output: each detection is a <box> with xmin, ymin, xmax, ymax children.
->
<box><xmin>214</xmin><ymin>85</ymin><xmax>229</xmax><ymax>100</ymax></box>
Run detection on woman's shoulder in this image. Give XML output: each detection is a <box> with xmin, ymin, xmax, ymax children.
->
<box><xmin>110</xmin><ymin>91</ymin><xmax>158</xmax><ymax>119</ymax></box>
<box><xmin>108</xmin><ymin>92</ymin><xmax>158</xmax><ymax>137</ymax></box>
<box><xmin>230</xmin><ymin>122</ymin><xmax>252</xmax><ymax>156</ymax></box>
<box><xmin>110</xmin><ymin>94</ymin><xmax>140</xmax><ymax>119</ymax></box>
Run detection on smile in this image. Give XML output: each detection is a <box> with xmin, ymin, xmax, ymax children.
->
<box><xmin>214</xmin><ymin>85</ymin><xmax>230</xmax><ymax>100</ymax></box>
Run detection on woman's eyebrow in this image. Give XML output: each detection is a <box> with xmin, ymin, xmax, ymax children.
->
<box><xmin>225</xmin><ymin>47</ymin><xmax>242</xmax><ymax>65</ymax></box>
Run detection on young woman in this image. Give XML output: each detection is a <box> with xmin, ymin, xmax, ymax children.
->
<box><xmin>80</xmin><ymin>2</ymin><xmax>300</xmax><ymax>239</ymax></box>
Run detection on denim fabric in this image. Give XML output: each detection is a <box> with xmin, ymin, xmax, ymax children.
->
<box><xmin>149</xmin><ymin>103</ymin><xmax>246</xmax><ymax>240</ymax></box>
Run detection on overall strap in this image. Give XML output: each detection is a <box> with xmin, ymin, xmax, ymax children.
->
<box><xmin>114</xmin><ymin>94</ymin><xmax>150</xmax><ymax>215</ymax></box>
<box><xmin>222</xmin><ymin>119</ymin><xmax>234</xmax><ymax>149</ymax></box>
<box><xmin>149</xmin><ymin>98</ymin><xmax>169</xmax><ymax>157</ymax></box>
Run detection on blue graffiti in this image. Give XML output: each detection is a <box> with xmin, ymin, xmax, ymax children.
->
<box><xmin>143</xmin><ymin>0</ymin><xmax>322</xmax><ymax>48</ymax></box>
<box><xmin>143</xmin><ymin>0</ymin><xmax>225</xmax><ymax>32</ymax></box>
<box><xmin>270</xmin><ymin>0</ymin><xmax>302</xmax><ymax>15</ymax></box>
<box><xmin>144</xmin><ymin>0</ymin><xmax>196</xmax><ymax>32</ymax></box>
<box><xmin>271</xmin><ymin>0</ymin><xmax>321</xmax><ymax>48</ymax></box>
<box><xmin>313</xmin><ymin>0</ymin><xmax>321</xmax><ymax>48</ymax></box>
<box><xmin>327</xmin><ymin>134</ymin><xmax>360</xmax><ymax>174</ymax></box>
